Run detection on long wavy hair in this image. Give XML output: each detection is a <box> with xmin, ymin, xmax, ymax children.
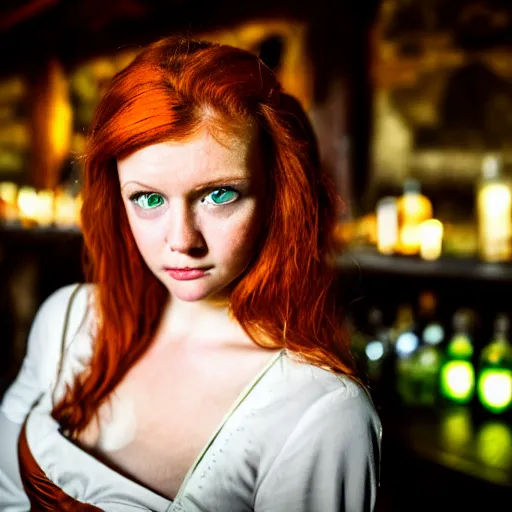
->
<box><xmin>52</xmin><ymin>36</ymin><xmax>358</xmax><ymax>437</ymax></box>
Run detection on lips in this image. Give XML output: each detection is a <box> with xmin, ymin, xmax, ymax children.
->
<box><xmin>165</xmin><ymin>266</ymin><xmax>212</xmax><ymax>271</ymax></box>
<box><xmin>165</xmin><ymin>267</ymin><xmax>212</xmax><ymax>281</ymax></box>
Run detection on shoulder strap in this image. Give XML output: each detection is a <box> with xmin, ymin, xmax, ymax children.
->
<box><xmin>52</xmin><ymin>283</ymin><xmax>83</xmax><ymax>408</ymax></box>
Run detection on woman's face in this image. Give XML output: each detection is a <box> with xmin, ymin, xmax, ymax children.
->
<box><xmin>117</xmin><ymin>125</ymin><xmax>266</xmax><ymax>305</ymax></box>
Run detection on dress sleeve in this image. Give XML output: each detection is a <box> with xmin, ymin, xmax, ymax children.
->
<box><xmin>0</xmin><ymin>283</ymin><xmax>81</xmax><ymax>511</ymax></box>
<box><xmin>254</xmin><ymin>384</ymin><xmax>382</xmax><ymax>512</ymax></box>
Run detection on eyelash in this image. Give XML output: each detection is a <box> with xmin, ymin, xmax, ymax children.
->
<box><xmin>128</xmin><ymin>186</ymin><xmax>241</xmax><ymax>210</ymax></box>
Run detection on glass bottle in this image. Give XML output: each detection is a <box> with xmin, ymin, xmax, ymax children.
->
<box><xmin>439</xmin><ymin>309</ymin><xmax>476</xmax><ymax>405</ymax></box>
<box><xmin>362</xmin><ymin>307</ymin><xmax>393</xmax><ymax>385</ymax></box>
<box><xmin>476</xmin><ymin>154</ymin><xmax>512</xmax><ymax>263</ymax></box>
<box><xmin>477</xmin><ymin>314</ymin><xmax>512</xmax><ymax>414</ymax></box>
<box><xmin>396</xmin><ymin>178</ymin><xmax>434</xmax><ymax>256</ymax></box>
<box><xmin>402</xmin><ymin>291</ymin><xmax>446</xmax><ymax>407</ymax></box>
<box><xmin>376</xmin><ymin>196</ymin><xmax>399</xmax><ymax>255</ymax></box>
<box><xmin>394</xmin><ymin>303</ymin><xmax>421</xmax><ymax>406</ymax></box>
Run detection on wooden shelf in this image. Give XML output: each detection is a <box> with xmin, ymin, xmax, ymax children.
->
<box><xmin>335</xmin><ymin>248</ymin><xmax>512</xmax><ymax>284</ymax></box>
<box><xmin>0</xmin><ymin>223</ymin><xmax>82</xmax><ymax>245</ymax></box>
<box><xmin>382</xmin><ymin>406</ymin><xmax>512</xmax><ymax>489</ymax></box>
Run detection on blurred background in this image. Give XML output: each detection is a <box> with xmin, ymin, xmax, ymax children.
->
<box><xmin>1</xmin><ymin>0</ymin><xmax>512</xmax><ymax>510</ymax></box>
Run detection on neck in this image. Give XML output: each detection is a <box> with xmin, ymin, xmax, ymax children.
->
<box><xmin>155</xmin><ymin>294</ymin><xmax>246</xmax><ymax>347</ymax></box>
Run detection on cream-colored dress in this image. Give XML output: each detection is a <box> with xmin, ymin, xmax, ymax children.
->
<box><xmin>0</xmin><ymin>283</ymin><xmax>382</xmax><ymax>511</ymax></box>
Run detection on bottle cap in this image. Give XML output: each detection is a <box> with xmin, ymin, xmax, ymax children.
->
<box><xmin>482</xmin><ymin>154</ymin><xmax>502</xmax><ymax>180</ymax></box>
<box><xmin>419</xmin><ymin>291</ymin><xmax>436</xmax><ymax>316</ymax></box>
<box><xmin>396</xmin><ymin>304</ymin><xmax>414</xmax><ymax>328</ymax></box>
<box><xmin>453</xmin><ymin>309</ymin><xmax>474</xmax><ymax>333</ymax></box>
<box><xmin>403</xmin><ymin>178</ymin><xmax>421</xmax><ymax>194</ymax></box>
<box><xmin>494</xmin><ymin>313</ymin><xmax>509</xmax><ymax>337</ymax></box>
<box><xmin>368</xmin><ymin>308</ymin><xmax>383</xmax><ymax>326</ymax></box>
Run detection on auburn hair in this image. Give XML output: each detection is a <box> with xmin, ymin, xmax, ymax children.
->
<box><xmin>52</xmin><ymin>36</ymin><xmax>358</xmax><ymax>437</ymax></box>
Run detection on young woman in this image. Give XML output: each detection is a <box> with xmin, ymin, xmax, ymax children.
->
<box><xmin>0</xmin><ymin>36</ymin><xmax>381</xmax><ymax>511</ymax></box>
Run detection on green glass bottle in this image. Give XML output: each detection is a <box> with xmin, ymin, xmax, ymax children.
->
<box><xmin>410</xmin><ymin>294</ymin><xmax>445</xmax><ymax>407</ymax></box>
<box><xmin>363</xmin><ymin>307</ymin><xmax>392</xmax><ymax>385</ymax></box>
<box><xmin>394</xmin><ymin>304</ymin><xmax>421</xmax><ymax>406</ymax></box>
<box><xmin>439</xmin><ymin>309</ymin><xmax>476</xmax><ymax>405</ymax></box>
<box><xmin>477</xmin><ymin>314</ymin><xmax>512</xmax><ymax>414</ymax></box>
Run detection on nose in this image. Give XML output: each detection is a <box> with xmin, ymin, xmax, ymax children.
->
<box><xmin>166</xmin><ymin>202</ymin><xmax>204</xmax><ymax>253</ymax></box>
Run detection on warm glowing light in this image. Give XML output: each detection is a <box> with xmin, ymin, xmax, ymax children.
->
<box><xmin>54</xmin><ymin>191</ymin><xmax>78</xmax><ymax>227</ymax></box>
<box><xmin>75</xmin><ymin>193</ymin><xmax>83</xmax><ymax>226</ymax></box>
<box><xmin>479</xmin><ymin>184</ymin><xmax>511</xmax><ymax>218</ymax></box>
<box><xmin>36</xmin><ymin>189</ymin><xmax>55</xmax><ymax>226</ymax></box>
<box><xmin>395</xmin><ymin>181</ymin><xmax>433</xmax><ymax>256</ymax></box>
<box><xmin>0</xmin><ymin>181</ymin><xmax>18</xmax><ymax>221</ymax></box>
<box><xmin>398</xmin><ymin>223</ymin><xmax>420</xmax><ymax>255</ymax></box>
<box><xmin>51</xmin><ymin>101</ymin><xmax>72</xmax><ymax>163</ymax></box>
<box><xmin>47</xmin><ymin>60</ymin><xmax>72</xmax><ymax>173</ymax></box>
<box><xmin>477</xmin><ymin>177</ymin><xmax>512</xmax><ymax>262</ymax></box>
<box><xmin>419</xmin><ymin>219</ymin><xmax>443</xmax><ymax>260</ymax></box>
<box><xmin>400</xmin><ymin>190</ymin><xmax>433</xmax><ymax>224</ymax></box>
<box><xmin>0</xmin><ymin>181</ymin><xmax>17</xmax><ymax>204</ymax></box>
<box><xmin>376</xmin><ymin>197</ymin><xmax>398</xmax><ymax>254</ymax></box>
<box><xmin>17</xmin><ymin>187</ymin><xmax>39</xmax><ymax>225</ymax></box>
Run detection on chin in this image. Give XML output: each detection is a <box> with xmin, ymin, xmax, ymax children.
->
<box><xmin>166</xmin><ymin>279</ymin><xmax>221</xmax><ymax>300</ymax></box>
<box><xmin>169</xmin><ymin>278</ymin><xmax>237</xmax><ymax>305</ymax></box>
<box><xmin>166</xmin><ymin>286</ymin><xmax>212</xmax><ymax>302</ymax></box>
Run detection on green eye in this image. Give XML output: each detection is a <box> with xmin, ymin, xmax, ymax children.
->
<box><xmin>205</xmin><ymin>187</ymin><xmax>239</xmax><ymax>205</ymax></box>
<box><xmin>132</xmin><ymin>192</ymin><xmax>164</xmax><ymax>209</ymax></box>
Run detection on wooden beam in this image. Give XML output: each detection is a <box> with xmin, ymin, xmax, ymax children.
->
<box><xmin>0</xmin><ymin>0</ymin><xmax>58</xmax><ymax>32</ymax></box>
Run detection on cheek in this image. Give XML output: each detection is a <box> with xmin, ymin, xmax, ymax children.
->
<box><xmin>125</xmin><ymin>208</ymin><xmax>163</xmax><ymax>262</ymax></box>
<box><xmin>214</xmin><ymin>206</ymin><xmax>262</xmax><ymax>261</ymax></box>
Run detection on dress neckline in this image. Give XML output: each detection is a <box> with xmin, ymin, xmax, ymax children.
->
<box><xmin>174</xmin><ymin>347</ymin><xmax>285</xmax><ymax>502</ymax></box>
<box><xmin>36</xmin><ymin>348</ymin><xmax>285</xmax><ymax>507</ymax></box>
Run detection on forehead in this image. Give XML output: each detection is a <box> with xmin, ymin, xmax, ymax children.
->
<box><xmin>117</xmin><ymin>126</ymin><xmax>261</xmax><ymax>186</ymax></box>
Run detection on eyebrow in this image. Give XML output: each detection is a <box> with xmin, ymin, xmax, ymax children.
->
<box><xmin>121</xmin><ymin>177</ymin><xmax>250</xmax><ymax>192</ymax></box>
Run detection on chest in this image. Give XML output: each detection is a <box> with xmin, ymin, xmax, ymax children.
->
<box><xmin>76</xmin><ymin>345</ymin><xmax>278</xmax><ymax>500</ymax></box>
